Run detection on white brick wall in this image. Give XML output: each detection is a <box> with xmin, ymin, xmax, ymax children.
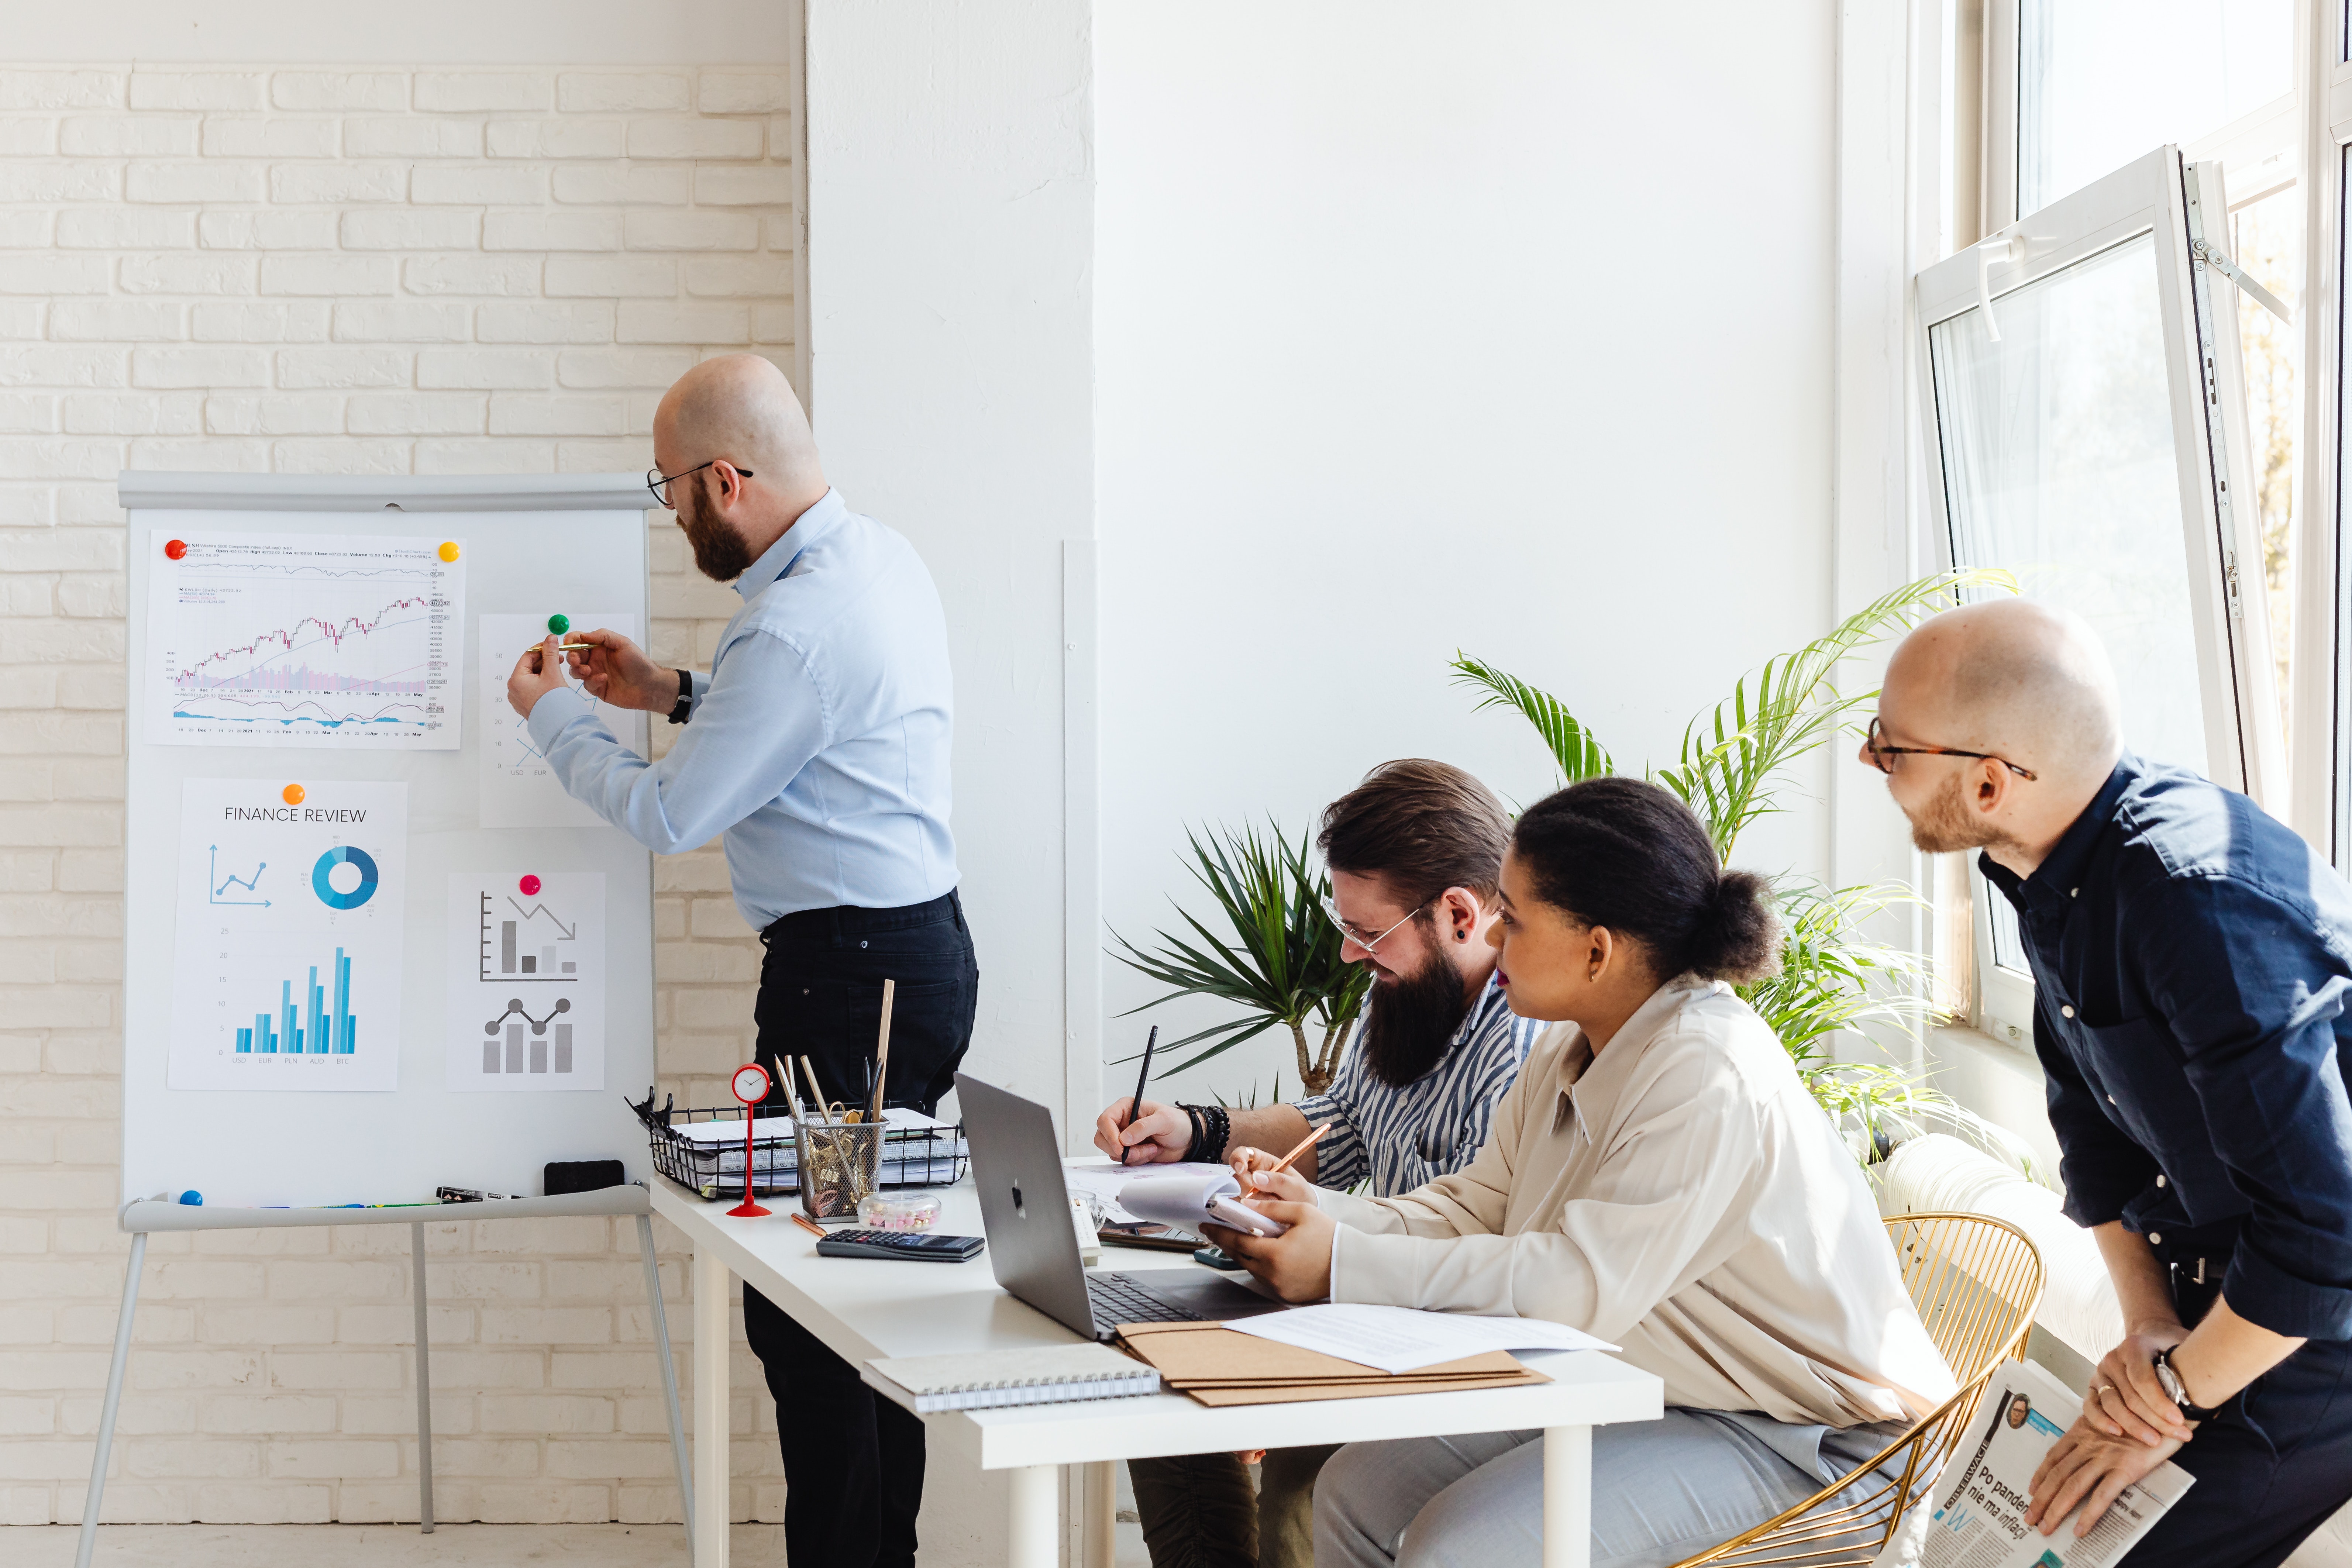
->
<box><xmin>0</xmin><ymin>62</ymin><xmax>798</xmax><ymax>1526</ymax></box>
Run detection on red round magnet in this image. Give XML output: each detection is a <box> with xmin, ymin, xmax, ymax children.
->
<box><xmin>164</xmin><ymin>539</ymin><xmax>187</xmax><ymax>561</ymax></box>
<box><xmin>519</xmin><ymin>874</ymin><xmax>542</xmax><ymax>896</ymax></box>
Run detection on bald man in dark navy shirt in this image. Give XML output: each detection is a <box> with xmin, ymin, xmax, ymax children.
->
<box><xmin>1866</xmin><ymin>599</ymin><xmax>2352</xmax><ymax>1568</ymax></box>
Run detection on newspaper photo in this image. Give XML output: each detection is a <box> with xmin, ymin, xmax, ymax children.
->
<box><xmin>1874</xmin><ymin>1357</ymin><xmax>2193</xmax><ymax>1568</ymax></box>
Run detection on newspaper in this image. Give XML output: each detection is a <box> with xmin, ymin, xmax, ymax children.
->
<box><xmin>1874</xmin><ymin>1358</ymin><xmax>2193</xmax><ymax>1568</ymax></box>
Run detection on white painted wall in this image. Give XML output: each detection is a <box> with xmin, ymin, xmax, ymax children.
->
<box><xmin>8</xmin><ymin>1</ymin><xmax>790</xmax><ymax>65</ymax></box>
<box><xmin>1095</xmin><ymin>2</ymin><xmax>1843</xmax><ymax>1106</ymax></box>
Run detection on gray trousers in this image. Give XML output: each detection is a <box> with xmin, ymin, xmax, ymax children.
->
<box><xmin>1315</xmin><ymin>1410</ymin><xmax>1908</xmax><ymax>1568</ymax></box>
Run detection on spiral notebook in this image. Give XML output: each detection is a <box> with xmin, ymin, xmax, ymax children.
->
<box><xmin>865</xmin><ymin>1344</ymin><xmax>1162</xmax><ymax>1413</ymax></box>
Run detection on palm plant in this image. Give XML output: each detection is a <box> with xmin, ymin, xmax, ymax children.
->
<box><xmin>1109</xmin><ymin>822</ymin><xmax>1372</xmax><ymax>1095</ymax></box>
<box><xmin>1453</xmin><ymin>566</ymin><xmax>2016</xmax><ymax>1148</ymax></box>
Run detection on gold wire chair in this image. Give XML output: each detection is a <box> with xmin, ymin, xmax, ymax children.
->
<box><xmin>1667</xmin><ymin>1211</ymin><xmax>2047</xmax><ymax>1568</ymax></box>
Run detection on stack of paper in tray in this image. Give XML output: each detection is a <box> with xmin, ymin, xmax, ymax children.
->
<box><xmin>1113</xmin><ymin>1320</ymin><xmax>1550</xmax><ymax>1407</ymax></box>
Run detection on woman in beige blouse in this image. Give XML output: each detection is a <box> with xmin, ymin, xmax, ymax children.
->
<box><xmin>1206</xmin><ymin>777</ymin><xmax>1955</xmax><ymax>1568</ymax></box>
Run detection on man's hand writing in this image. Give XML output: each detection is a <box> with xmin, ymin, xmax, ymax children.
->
<box><xmin>564</xmin><ymin>628</ymin><xmax>678</xmax><ymax>713</ymax></box>
<box><xmin>1092</xmin><ymin>1098</ymin><xmax>1191</xmax><ymax>1165</ymax></box>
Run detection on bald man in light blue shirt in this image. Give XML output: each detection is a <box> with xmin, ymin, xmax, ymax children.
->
<box><xmin>506</xmin><ymin>353</ymin><xmax>974</xmax><ymax>1568</ymax></box>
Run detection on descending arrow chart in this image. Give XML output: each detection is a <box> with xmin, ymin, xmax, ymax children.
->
<box><xmin>151</xmin><ymin>533</ymin><xmax>464</xmax><ymax>750</ymax></box>
<box><xmin>449</xmin><ymin>872</ymin><xmax>606</xmax><ymax>1092</ymax></box>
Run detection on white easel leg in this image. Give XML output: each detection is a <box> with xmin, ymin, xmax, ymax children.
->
<box><xmin>638</xmin><ymin>1213</ymin><xmax>694</xmax><ymax>1561</ymax></box>
<box><xmin>1082</xmin><ymin>1459</ymin><xmax>1115</xmax><ymax>1568</ymax></box>
<box><xmin>1540</xmin><ymin>1424</ymin><xmax>1592</xmax><ymax>1568</ymax></box>
<box><xmin>692</xmin><ymin>1248</ymin><xmax>730</xmax><ymax>1568</ymax></box>
<box><xmin>75</xmin><ymin>1230</ymin><xmax>146</xmax><ymax>1568</ymax></box>
<box><xmin>1007</xmin><ymin>1463</ymin><xmax>1059</xmax><ymax>1568</ymax></box>
<box><xmin>410</xmin><ymin>1221</ymin><xmax>435</xmax><ymax>1533</ymax></box>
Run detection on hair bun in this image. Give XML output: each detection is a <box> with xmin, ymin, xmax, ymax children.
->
<box><xmin>1685</xmin><ymin>868</ymin><xmax>1781</xmax><ymax>984</ymax></box>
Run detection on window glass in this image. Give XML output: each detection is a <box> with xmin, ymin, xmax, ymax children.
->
<box><xmin>1929</xmin><ymin>234</ymin><xmax>2212</xmax><ymax>778</ymax></box>
<box><xmin>2018</xmin><ymin>0</ymin><xmax>2293</xmax><ymax>213</ymax></box>
<box><xmin>1987</xmin><ymin>882</ymin><xmax>2032</xmax><ymax>976</ymax></box>
<box><xmin>2231</xmin><ymin>184</ymin><xmax>2301</xmax><ymax>746</ymax></box>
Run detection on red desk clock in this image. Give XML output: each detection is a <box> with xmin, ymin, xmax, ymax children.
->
<box><xmin>727</xmin><ymin>1062</ymin><xmax>773</xmax><ymax>1217</ymax></box>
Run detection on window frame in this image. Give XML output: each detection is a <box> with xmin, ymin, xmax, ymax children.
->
<box><xmin>1915</xmin><ymin>148</ymin><xmax>2284</xmax><ymax>1041</ymax></box>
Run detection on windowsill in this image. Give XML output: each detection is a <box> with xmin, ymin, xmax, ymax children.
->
<box><xmin>1925</xmin><ymin>1020</ymin><xmax>2065</xmax><ymax>1185</ymax></box>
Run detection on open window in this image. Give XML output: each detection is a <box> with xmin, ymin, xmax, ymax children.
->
<box><xmin>1916</xmin><ymin>147</ymin><xmax>2285</xmax><ymax>1042</ymax></box>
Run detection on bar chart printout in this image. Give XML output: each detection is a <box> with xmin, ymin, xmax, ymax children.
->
<box><xmin>234</xmin><ymin>948</ymin><xmax>357</xmax><ymax>1054</ymax></box>
<box><xmin>169</xmin><ymin>779</ymin><xmax>408</xmax><ymax>1092</ymax></box>
<box><xmin>149</xmin><ymin>533</ymin><xmax>465</xmax><ymax>750</ymax></box>
<box><xmin>446</xmin><ymin>872</ymin><xmax>607</xmax><ymax>1092</ymax></box>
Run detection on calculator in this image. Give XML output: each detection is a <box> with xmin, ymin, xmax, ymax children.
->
<box><xmin>813</xmin><ymin>1229</ymin><xmax>985</xmax><ymax>1262</ymax></box>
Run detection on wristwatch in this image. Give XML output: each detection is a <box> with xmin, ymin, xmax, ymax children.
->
<box><xmin>666</xmin><ymin>669</ymin><xmax>693</xmax><ymax>726</ymax></box>
<box><xmin>2152</xmin><ymin>1348</ymin><xmax>2224</xmax><ymax>1423</ymax></box>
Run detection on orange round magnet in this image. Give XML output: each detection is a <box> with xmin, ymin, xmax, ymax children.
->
<box><xmin>437</xmin><ymin>541</ymin><xmax>460</xmax><ymax>562</ymax></box>
<box><xmin>282</xmin><ymin>784</ymin><xmax>306</xmax><ymax>805</ymax></box>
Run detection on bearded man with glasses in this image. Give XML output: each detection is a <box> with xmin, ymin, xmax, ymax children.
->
<box><xmin>505</xmin><ymin>352</ymin><xmax>975</xmax><ymax>1568</ymax></box>
<box><xmin>1094</xmin><ymin>758</ymin><xmax>1540</xmax><ymax>1568</ymax></box>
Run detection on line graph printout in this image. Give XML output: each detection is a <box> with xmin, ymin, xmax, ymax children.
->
<box><xmin>445</xmin><ymin>871</ymin><xmax>607</xmax><ymax>1092</ymax></box>
<box><xmin>169</xmin><ymin>779</ymin><xmax>408</xmax><ymax>1092</ymax></box>
<box><xmin>478</xmin><ymin>613</ymin><xmax>641</xmax><ymax>828</ymax></box>
<box><xmin>150</xmin><ymin>533</ymin><xmax>465</xmax><ymax>749</ymax></box>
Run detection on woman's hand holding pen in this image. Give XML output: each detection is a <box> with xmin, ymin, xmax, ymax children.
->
<box><xmin>1203</xmin><ymin>1168</ymin><xmax>1334</xmax><ymax>1303</ymax></box>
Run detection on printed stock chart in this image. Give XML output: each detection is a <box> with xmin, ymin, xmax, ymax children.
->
<box><xmin>150</xmin><ymin>534</ymin><xmax>465</xmax><ymax>749</ymax></box>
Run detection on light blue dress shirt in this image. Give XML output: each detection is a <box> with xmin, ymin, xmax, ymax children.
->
<box><xmin>526</xmin><ymin>488</ymin><xmax>960</xmax><ymax>929</ymax></box>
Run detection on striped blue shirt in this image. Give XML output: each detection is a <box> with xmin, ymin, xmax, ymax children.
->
<box><xmin>1293</xmin><ymin>973</ymin><xmax>1537</xmax><ymax>1198</ymax></box>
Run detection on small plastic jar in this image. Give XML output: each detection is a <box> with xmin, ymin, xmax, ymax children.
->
<box><xmin>856</xmin><ymin>1191</ymin><xmax>942</xmax><ymax>1233</ymax></box>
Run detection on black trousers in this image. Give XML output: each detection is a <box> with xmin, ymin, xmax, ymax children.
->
<box><xmin>2120</xmin><ymin>1241</ymin><xmax>2352</xmax><ymax>1568</ymax></box>
<box><xmin>741</xmin><ymin>890</ymin><xmax>978</xmax><ymax>1568</ymax></box>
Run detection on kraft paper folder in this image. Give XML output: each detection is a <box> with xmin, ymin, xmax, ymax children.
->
<box><xmin>1113</xmin><ymin>1320</ymin><xmax>1549</xmax><ymax>1408</ymax></box>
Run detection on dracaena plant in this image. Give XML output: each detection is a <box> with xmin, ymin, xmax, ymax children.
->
<box><xmin>1109</xmin><ymin>822</ymin><xmax>1372</xmax><ymax>1096</ymax></box>
<box><xmin>1452</xmin><ymin>566</ymin><xmax>2018</xmax><ymax>1158</ymax></box>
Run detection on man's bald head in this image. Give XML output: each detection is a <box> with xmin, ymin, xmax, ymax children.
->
<box><xmin>1884</xmin><ymin>599</ymin><xmax>2122</xmax><ymax>792</ymax></box>
<box><xmin>654</xmin><ymin>353</ymin><xmax>825</xmax><ymax>503</ymax></box>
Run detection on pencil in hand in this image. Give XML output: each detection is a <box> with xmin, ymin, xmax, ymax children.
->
<box><xmin>1242</xmin><ymin>1121</ymin><xmax>1331</xmax><ymax>1198</ymax></box>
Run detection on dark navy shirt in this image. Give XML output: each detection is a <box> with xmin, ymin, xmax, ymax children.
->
<box><xmin>1980</xmin><ymin>754</ymin><xmax>2352</xmax><ymax>1341</ymax></box>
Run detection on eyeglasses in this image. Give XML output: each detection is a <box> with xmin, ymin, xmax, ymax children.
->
<box><xmin>1319</xmin><ymin>895</ymin><xmax>1427</xmax><ymax>955</ymax></box>
<box><xmin>645</xmin><ymin>460</ymin><xmax>754</xmax><ymax>509</ymax></box>
<box><xmin>1863</xmin><ymin>716</ymin><xmax>2037</xmax><ymax>780</ymax></box>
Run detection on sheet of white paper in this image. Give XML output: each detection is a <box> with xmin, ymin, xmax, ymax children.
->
<box><xmin>1119</xmin><ymin>1170</ymin><xmax>1288</xmax><ymax>1237</ymax></box>
<box><xmin>1063</xmin><ymin>1159</ymin><xmax>1238</xmax><ymax>1224</ymax></box>
<box><xmin>1870</xmin><ymin>1357</ymin><xmax>2191</xmax><ymax>1568</ymax></box>
<box><xmin>169</xmin><ymin>778</ymin><xmax>409</xmax><ymax>1091</ymax></box>
<box><xmin>478</xmin><ymin>612</ymin><xmax>641</xmax><ymax>829</ymax></box>
<box><xmin>444</xmin><ymin>871</ymin><xmax>606</xmax><ymax>1091</ymax></box>
<box><xmin>151</xmin><ymin>533</ymin><xmax>464</xmax><ymax>749</ymax></box>
<box><xmin>668</xmin><ymin>1105</ymin><xmax>949</xmax><ymax>1143</ymax></box>
<box><xmin>1226</xmin><ymin>1304</ymin><xmax>1618</xmax><ymax>1375</ymax></box>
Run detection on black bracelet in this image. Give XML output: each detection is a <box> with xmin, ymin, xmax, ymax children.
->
<box><xmin>1180</xmin><ymin>1103</ymin><xmax>1230</xmax><ymax>1164</ymax></box>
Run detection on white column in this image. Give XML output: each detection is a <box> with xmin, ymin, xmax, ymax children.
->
<box><xmin>693</xmin><ymin>1249</ymin><xmax>731</xmax><ymax>1568</ymax></box>
<box><xmin>1540</xmin><ymin>1424</ymin><xmax>1592</xmax><ymax>1568</ymax></box>
<box><xmin>1082</xmin><ymin>1458</ymin><xmax>1116</xmax><ymax>1568</ymax></box>
<box><xmin>1007</xmin><ymin>1463</ymin><xmax>1061</xmax><ymax>1568</ymax></box>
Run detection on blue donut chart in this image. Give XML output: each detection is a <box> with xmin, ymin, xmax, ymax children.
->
<box><xmin>311</xmin><ymin>845</ymin><xmax>380</xmax><ymax>911</ymax></box>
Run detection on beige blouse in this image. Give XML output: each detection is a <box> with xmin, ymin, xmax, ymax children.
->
<box><xmin>1322</xmin><ymin>975</ymin><xmax>1957</xmax><ymax>1427</ymax></box>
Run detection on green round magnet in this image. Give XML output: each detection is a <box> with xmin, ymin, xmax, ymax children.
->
<box><xmin>547</xmin><ymin>613</ymin><xmax>570</xmax><ymax>636</ymax></box>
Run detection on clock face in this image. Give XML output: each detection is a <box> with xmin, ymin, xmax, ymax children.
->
<box><xmin>730</xmin><ymin>1063</ymin><xmax>771</xmax><ymax>1106</ymax></box>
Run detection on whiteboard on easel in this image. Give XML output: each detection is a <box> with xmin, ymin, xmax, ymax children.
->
<box><xmin>120</xmin><ymin>473</ymin><xmax>659</xmax><ymax>1209</ymax></box>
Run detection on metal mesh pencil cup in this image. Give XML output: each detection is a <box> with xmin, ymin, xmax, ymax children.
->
<box><xmin>792</xmin><ymin>1107</ymin><xmax>882</xmax><ymax>1221</ymax></box>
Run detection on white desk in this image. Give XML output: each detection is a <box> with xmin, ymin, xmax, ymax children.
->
<box><xmin>651</xmin><ymin>1176</ymin><xmax>1663</xmax><ymax>1568</ymax></box>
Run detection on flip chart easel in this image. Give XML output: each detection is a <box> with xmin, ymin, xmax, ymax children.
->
<box><xmin>87</xmin><ymin>473</ymin><xmax>685</xmax><ymax>1566</ymax></box>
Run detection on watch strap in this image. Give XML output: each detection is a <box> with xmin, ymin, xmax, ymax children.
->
<box><xmin>666</xmin><ymin>669</ymin><xmax>694</xmax><ymax>725</ymax></box>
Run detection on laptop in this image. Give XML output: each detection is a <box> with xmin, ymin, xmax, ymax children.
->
<box><xmin>956</xmin><ymin>1073</ymin><xmax>1289</xmax><ymax>1341</ymax></box>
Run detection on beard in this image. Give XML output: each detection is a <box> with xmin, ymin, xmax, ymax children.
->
<box><xmin>1906</xmin><ymin>770</ymin><xmax>2022</xmax><ymax>856</ymax></box>
<box><xmin>678</xmin><ymin>485</ymin><xmax>755</xmax><ymax>582</ymax></box>
<box><xmin>1357</xmin><ymin>941</ymin><xmax>1473</xmax><ymax>1089</ymax></box>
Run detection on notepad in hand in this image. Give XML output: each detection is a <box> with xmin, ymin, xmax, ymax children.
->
<box><xmin>866</xmin><ymin>1344</ymin><xmax>1162</xmax><ymax>1413</ymax></box>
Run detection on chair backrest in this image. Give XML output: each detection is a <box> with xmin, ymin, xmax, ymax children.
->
<box><xmin>1883</xmin><ymin>1211</ymin><xmax>2045</xmax><ymax>1383</ymax></box>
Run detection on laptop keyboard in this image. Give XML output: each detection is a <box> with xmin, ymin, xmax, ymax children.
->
<box><xmin>1086</xmin><ymin>1272</ymin><xmax>1205</xmax><ymax>1328</ymax></box>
